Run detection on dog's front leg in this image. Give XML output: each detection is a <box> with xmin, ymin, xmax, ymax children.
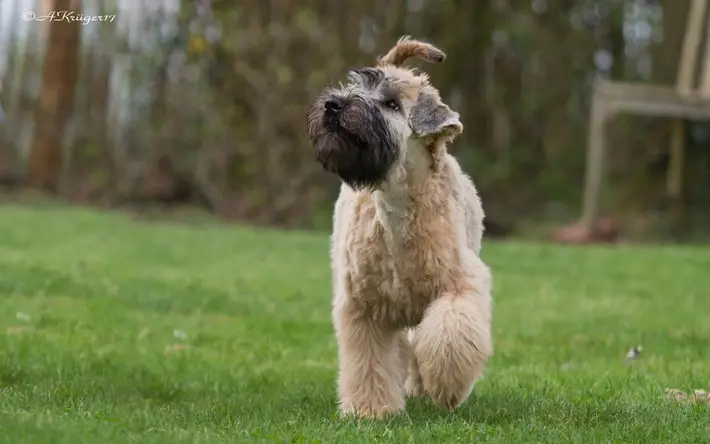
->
<box><xmin>334</xmin><ymin>302</ymin><xmax>405</xmax><ymax>419</ymax></box>
<box><xmin>412</xmin><ymin>289</ymin><xmax>492</xmax><ymax>410</ymax></box>
<box><xmin>412</xmin><ymin>260</ymin><xmax>493</xmax><ymax>410</ymax></box>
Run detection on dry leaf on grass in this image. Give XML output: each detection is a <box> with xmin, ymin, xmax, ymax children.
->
<box><xmin>665</xmin><ymin>388</ymin><xmax>687</xmax><ymax>402</ymax></box>
<box><xmin>691</xmin><ymin>390</ymin><xmax>710</xmax><ymax>403</ymax></box>
<box><xmin>665</xmin><ymin>388</ymin><xmax>710</xmax><ymax>404</ymax></box>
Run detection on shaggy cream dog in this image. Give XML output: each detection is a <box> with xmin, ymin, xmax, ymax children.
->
<box><xmin>306</xmin><ymin>36</ymin><xmax>493</xmax><ymax>419</ymax></box>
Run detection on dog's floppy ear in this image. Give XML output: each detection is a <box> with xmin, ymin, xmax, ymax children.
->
<box><xmin>409</xmin><ymin>92</ymin><xmax>463</xmax><ymax>140</ymax></box>
<box><xmin>377</xmin><ymin>35</ymin><xmax>446</xmax><ymax>67</ymax></box>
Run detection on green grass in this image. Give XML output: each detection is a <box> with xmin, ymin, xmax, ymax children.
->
<box><xmin>0</xmin><ymin>204</ymin><xmax>709</xmax><ymax>443</ymax></box>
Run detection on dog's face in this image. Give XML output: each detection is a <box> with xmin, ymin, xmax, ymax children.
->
<box><xmin>306</xmin><ymin>37</ymin><xmax>463</xmax><ymax>190</ymax></box>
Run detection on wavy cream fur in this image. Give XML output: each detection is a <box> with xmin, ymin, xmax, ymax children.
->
<box><xmin>311</xmin><ymin>37</ymin><xmax>494</xmax><ymax>419</ymax></box>
<box><xmin>330</xmin><ymin>135</ymin><xmax>493</xmax><ymax>419</ymax></box>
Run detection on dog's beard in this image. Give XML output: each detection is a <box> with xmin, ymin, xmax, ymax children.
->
<box><xmin>307</xmin><ymin>100</ymin><xmax>399</xmax><ymax>190</ymax></box>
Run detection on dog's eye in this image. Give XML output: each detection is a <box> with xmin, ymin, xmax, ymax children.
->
<box><xmin>384</xmin><ymin>100</ymin><xmax>400</xmax><ymax>111</ymax></box>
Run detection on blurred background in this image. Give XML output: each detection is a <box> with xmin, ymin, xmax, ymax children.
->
<box><xmin>1</xmin><ymin>0</ymin><xmax>709</xmax><ymax>243</ymax></box>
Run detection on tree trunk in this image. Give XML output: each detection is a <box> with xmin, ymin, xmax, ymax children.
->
<box><xmin>27</xmin><ymin>0</ymin><xmax>82</xmax><ymax>192</ymax></box>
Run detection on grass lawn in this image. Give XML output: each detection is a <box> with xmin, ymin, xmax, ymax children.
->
<box><xmin>0</xmin><ymin>203</ymin><xmax>709</xmax><ymax>443</ymax></box>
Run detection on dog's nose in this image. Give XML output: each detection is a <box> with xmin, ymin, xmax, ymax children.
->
<box><xmin>324</xmin><ymin>98</ymin><xmax>344</xmax><ymax>114</ymax></box>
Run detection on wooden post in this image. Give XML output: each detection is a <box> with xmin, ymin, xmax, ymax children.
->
<box><xmin>26</xmin><ymin>0</ymin><xmax>82</xmax><ymax>192</ymax></box>
<box><xmin>677</xmin><ymin>0</ymin><xmax>707</xmax><ymax>96</ymax></box>
<box><xmin>581</xmin><ymin>92</ymin><xmax>609</xmax><ymax>229</ymax></box>
<box><xmin>699</xmin><ymin>10</ymin><xmax>710</xmax><ymax>97</ymax></box>
<box><xmin>667</xmin><ymin>0</ymin><xmax>707</xmax><ymax>201</ymax></box>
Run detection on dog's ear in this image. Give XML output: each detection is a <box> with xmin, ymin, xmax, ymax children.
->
<box><xmin>409</xmin><ymin>92</ymin><xmax>463</xmax><ymax>140</ymax></box>
<box><xmin>377</xmin><ymin>35</ymin><xmax>446</xmax><ymax>67</ymax></box>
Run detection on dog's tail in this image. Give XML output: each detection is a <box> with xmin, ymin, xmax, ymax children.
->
<box><xmin>377</xmin><ymin>35</ymin><xmax>446</xmax><ymax>67</ymax></box>
<box><xmin>411</xmin><ymin>266</ymin><xmax>493</xmax><ymax>409</ymax></box>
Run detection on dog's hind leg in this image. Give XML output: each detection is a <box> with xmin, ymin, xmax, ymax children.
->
<box><xmin>411</xmin><ymin>263</ymin><xmax>493</xmax><ymax>410</ymax></box>
<box><xmin>334</xmin><ymin>302</ymin><xmax>405</xmax><ymax>419</ymax></box>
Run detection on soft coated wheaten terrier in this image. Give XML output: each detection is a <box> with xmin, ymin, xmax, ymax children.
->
<box><xmin>306</xmin><ymin>36</ymin><xmax>493</xmax><ymax>419</ymax></box>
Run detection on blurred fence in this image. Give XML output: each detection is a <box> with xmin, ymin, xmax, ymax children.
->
<box><xmin>1</xmin><ymin>0</ymin><xmax>709</xmax><ymax>234</ymax></box>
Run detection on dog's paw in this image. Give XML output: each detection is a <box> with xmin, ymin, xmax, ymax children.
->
<box><xmin>404</xmin><ymin>375</ymin><xmax>425</xmax><ymax>397</ymax></box>
<box><xmin>339</xmin><ymin>402</ymin><xmax>403</xmax><ymax>420</ymax></box>
<box><xmin>427</xmin><ymin>391</ymin><xmax>465</xmax><ymax>410</ymax></box>
<box><xmin>425</xmin><ymin>381</ymin><xmax>476</xmax><ymax>411</ymax></box>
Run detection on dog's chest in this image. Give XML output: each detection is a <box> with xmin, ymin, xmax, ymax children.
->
<box><xmin>342</xmin><ymin>204</ymin><xmax>458</xmax><ymax>328</ymax></box>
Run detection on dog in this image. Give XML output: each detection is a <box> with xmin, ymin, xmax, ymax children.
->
<box><xmin>306</xmin><ymin>36</ymin><xmax>493</xmax><ymax>419</ymax></box>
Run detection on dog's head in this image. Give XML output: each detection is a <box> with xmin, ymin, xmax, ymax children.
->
<box><xmin>306</xmin><ymin>36</ymin><xmax>463</xmax><ymax>190</ymax></box>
